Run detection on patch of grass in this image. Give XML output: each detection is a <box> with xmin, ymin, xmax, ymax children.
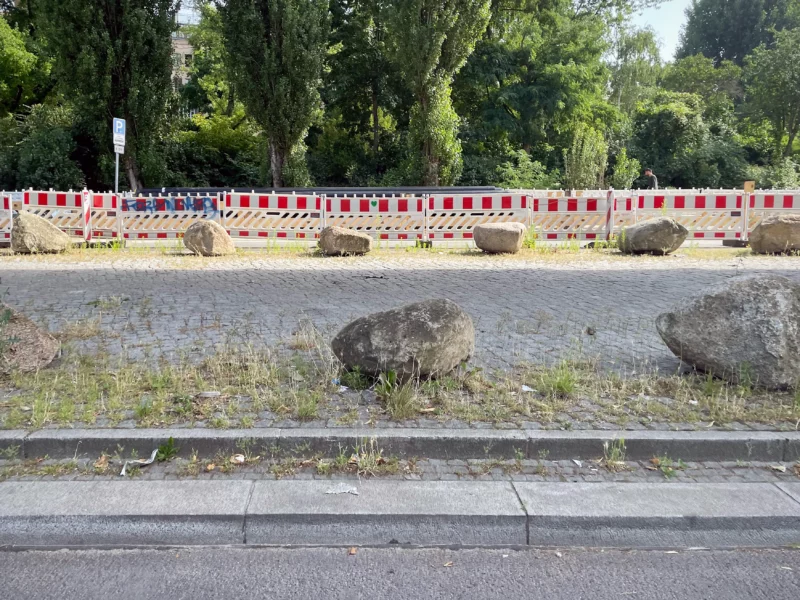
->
<box><xmin>537</xmin><ymin>361</ymin><xmax>577</xmax><ymax>399</ymax></box>
<box><xmin>0</xmin><ymin>445</ymin><xmax>20</xmax><ymax>459</ymax></box>
<box><xmin>602</xmin><ymin>438</ymin><xmax>627</xmax><ymax>472</ymax></box>
<box><xmin>156</xmin><ymin>437</ymin><xmax>179</xmax><ymax>462</ymax></box>
<box><xmin>651</xmin><ymin>455</ymin><xmax>687</xmax><ymax>479</ymax></box>
<box><xmin>56</xmin><ymin>316</ymin><xmax>103</xmax><ymax>341</ymax></box>
<box><xmin>340</xmin><ymin>366</ymin><xmax>371</xmax><ymax>390</ymax></box>
<box><xmin>375</xmin><ymin>371</ymin><xmax>418</xmax><ymax>420</ymax></box>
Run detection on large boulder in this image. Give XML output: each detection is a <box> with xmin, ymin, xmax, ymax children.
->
<box><xmin>319</xmin><ymin>226</ymin><xmax>372</xmax><ymax>256</ymax></box>
<box><xmin>183</xmin><ymin>220</ymin><xmax>236</xmax><ymax>256</ymax></box>
<box><xmin>0</xmin><ymin>303</ymin><xmax>60</xmax><ymax>375</ymax></box>
<box><xmin>473</xmin><ymin>222</ymin><xmax>527</xmax><ymax>254</ymax></box>
<box><xmin>11</xmin><ymin>211</ymin><xmax>72</xmax><ymax>254</ymax></box>
<box><xmin>331</xmin><ymin>299</ymin><xmax>475</xmax><ymax>380</ymax></box>
<box><xmin>619</xmin><ymin>217</ymin><xmax>688</xmax><ymax>255</ymax></box>
<box><xmin>749</xmin><ymin>214</ymin><xmax>800</xmax><ymax>254</ymax></box>
<box><xmin>656</xmin><ymin>275</ymin><xmax>800</xmax><ymax>390</ymax></box>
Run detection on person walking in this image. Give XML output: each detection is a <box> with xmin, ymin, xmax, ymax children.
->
<box><xmin>644</xmin><ymin>168</ymin><xmax>659</xmax><ymax>190</ymax></box>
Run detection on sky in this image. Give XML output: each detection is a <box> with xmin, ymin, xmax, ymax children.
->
<box><xmin>633</xmin><ymin>0</ymin><xmax>693</xmax><ymax>61</ymax></box>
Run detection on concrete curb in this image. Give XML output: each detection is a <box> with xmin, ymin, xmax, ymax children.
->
<box><xmin>1</xmin><ymin>481</ymin><xmax>799</xmax><ymax>549</ymax></box>
<box><xmin>3</xmin><ymin>428</ymin><xmax>800</xmax><ymax>462</ymax></box>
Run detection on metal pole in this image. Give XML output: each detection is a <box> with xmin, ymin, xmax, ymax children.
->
<box><xmin>115</xmin><ymin>152</ymin><xmax>120</xmax><ymax>195</ymax></box>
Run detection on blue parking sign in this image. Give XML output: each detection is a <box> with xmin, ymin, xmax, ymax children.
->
<box><xmin>113</xmin><ymin>118</ymin><xmax>126</xmax><ymax>146</ymax></box>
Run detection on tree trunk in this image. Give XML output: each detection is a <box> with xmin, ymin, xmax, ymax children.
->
<box><xmin>269</xmin><ymin>140</ymin><xmax>286</xmax><ymax>188</ymax></box>
<box><xmin>125</xmin><ymin>154</ymin><xmax>143</xmax><ymax>192</ymax></box>
<box><xmin>371</xmin><ymin>86</ymin><xmax>380</xmax><ymax>156</ymax></box>
<box><xmin>419</xmin><ymin>94</ymin><xmax>439</xmax><ymax>187</ymax></box>
<box><xmin>784</xmin><ymin>130</ymin><xmax>797</xmax><ymax>157</ymax></box>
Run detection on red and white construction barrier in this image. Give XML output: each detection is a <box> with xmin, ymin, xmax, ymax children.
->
<box><xmin>120</xmin><ymin>193</ymin><xmax>221</xmax><ymax>240</ymax></box>
<box><xmin>87</xmin><ymin>192</ymin><xmax>120</xmax><ymax>240</ymax></box>
<box><xmin>23</xmin><ymin>190</ymin><xmax>90</xmax><ymax>240</ymax></box>
<box><xmin>225</xmin><ymin>193</ymin><xmax>322</xmax><ymax>239</ymax></box>
<box><xmin>0</xmin><ymin>193</ymin><xmax>11</xmax><ymax>242</ymax></box>
<box><xmin>427</xmin><ymin>193</ymin><xmax>528</xmax><ymax>240</ymax></box>
<box><xmin>529</xmin><ymin>194</ymin><xmax>610</xmax><ymax>241</ymax></box>
<box><xmin>325</xmin><ymin>194</ymin><xmax>425</xmax><ymax>240</ymax></box>
<box><xmin>634</xmin><ymin>193</ymin><xmax>745</xmax><ymax>240</ymax></box>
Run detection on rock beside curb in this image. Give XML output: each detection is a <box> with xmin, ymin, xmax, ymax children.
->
<box><xmin>319</xmin><ymin>226</ymin><xmax>372</xmax><ymax>256</ymax></box>
<box><xmin>12</xmin><ymin>211</ymin><xmax>72</xmax><ymax>254</ymax></box>
<box><xmin>620</xmin><ymin>217</ymin><xmax>688</xmax><ymax>255</ymax></box>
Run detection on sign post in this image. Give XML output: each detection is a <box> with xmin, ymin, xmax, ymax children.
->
<box><xmin>113</xmin><ymin>118</ymin><xmax>126</xmax><ymax>194</ymax></box>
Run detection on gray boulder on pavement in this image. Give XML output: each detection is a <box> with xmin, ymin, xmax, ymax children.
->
<box><xmin>473</xmin><ymin>222</ymin><xmax>527</xmax><ymax>254</ymax></box>
<box><xmin>183</xmin><ymin>220</ymin><xmax>236</xmax><ymax>256</ymax></box>
<box><xmin>749</xmin><ymin>214</ymin><xmax>800</xmax><ymax>254</ymax></box>
<box><xmin>656</xmin><ymin>275</ymin><xmax>800</xmax><ymax>390</ymax></box>
<box><xmin>11</xmin><ymin>211</ymin><xmax>72</xmax><ymax>254</ymax></box>
<box><xmin>0</xmin><ymin>302</ymin><xmax>60</xmax><ymax>374</ymax></box>
<box><xmin>319</xmin><ymin>226</ymin><xmax>373</xmax><ymax>256</ymax></box>
<box><xmin>619</xmin><ymin>217</ymin><xmax>688</xmax><ymax>255</ymax></box>
<box><xmin>331</xmin><ymin>299</ymin><xmax>475</xmax><ymax>380</ymax></box>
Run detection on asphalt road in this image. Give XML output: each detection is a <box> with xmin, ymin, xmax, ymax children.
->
<box><xmin>0</xmin><ymin>546</ymin><xmax>798</xmax><ymax>599</ymax></box>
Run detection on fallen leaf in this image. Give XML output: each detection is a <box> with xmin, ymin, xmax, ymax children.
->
<box><xmin>650</xmin><ymin>457</ymin><xmax>661</xmax><ymax>467</ymax></box>
<box><xmin>348</xmin><ymin>547</ymin><xmax>357</xmax><ymax>556</ymax></box>
<box><xmin>206</xmin><ymin>463</ymin><xmax>215</xmax><ymax>472</ymax></box>
<box><xmin>230</xmin><ymin>454</ymin><xmax>246</xmax><ymax>465</ymax></box>
<box><xmin>794</xmin><ymin>464</ymin><xmax>800</xmax><ymax>476</ymax></box>
<box><xmin>94</xmin><ymin>454</ymin><xmax>109</xmax><ymax>469</ymax></box>
<box><xmin>645</xmin><ymin>466</ymin><xmax>658</xmax><ymax>471</ymax></box>
<box><xmin>420</xmin><ymin>407</ymin><xmax>437</xmax><ymax>413</ymax></box>
<box><xmin>771</xmin><ymin>465</ymin><xmax>787</xmax><ymax>473</ymax></box>
<box><xmin>444</xmin><ymin>562</ymin><xmax>454</xmax><ymax>567</ymax></box>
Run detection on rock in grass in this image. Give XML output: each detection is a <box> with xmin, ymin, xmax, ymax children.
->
<box><xmin>331</xmin><ymin>299</ymin><xmax>475</xmax><ymax>380</ymax></box>
<box><xmin>749</xmin><ymin>214</ymin><xmax>800</xmax><ymax>254</ymax></box>
<box><xmin>319</xmin><ymin>226</ymin><xmax>373</xmax><ymax>256</ymax></box>
<box><xmin>0</xmin><ymin>303</ymin><xmax>60</xmax><ymax>375</ymax></box>
<box><xmin>473</xmin><ymin>222</ymin><xmax>527</xmax><ymax>254</ymax></box>
<box><xmin>655</xmin><ymin>275</ymin><xmax>800</xmax><ymax>390</ymax></box>
<box><xmin>12</xmin><ymin>211</ymin><xmax>72</xmax><ymax>254</ymax></box>
<box><xmin>183</xmin><ymin>220</ymin><xmax>236</xmax><ymax>256</ymax></box>
<box><xmin>619</xmin><ymin>217</ymin><xmax>688</xmax><ymax>255</ymax></box>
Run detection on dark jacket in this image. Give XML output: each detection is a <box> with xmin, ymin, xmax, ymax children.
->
<box><xmin>645</xmin><ymin>174</ymin><xmax>658</xmax><ymax>190</ymax></box>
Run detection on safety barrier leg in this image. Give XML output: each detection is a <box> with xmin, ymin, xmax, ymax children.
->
<box><xmin>81</xmin><ymin>189</ymin><xmax>92</xmax><ymax>243</ymax></box>
<box><xmin>742</xmin><ymin>191</ymin><xmax>751</xmax><ymax>242</ymax></box>
<box><xmin>605</xmin><ymin>189</ymin><xmax>615</xmax><ymax>241</ymax></box>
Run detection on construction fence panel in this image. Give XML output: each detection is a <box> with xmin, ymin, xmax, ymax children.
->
<box><xmin>426</xmin><ymin>193</ymin><xmax>529</xmax><ymax>240</ymax></box>
<box><xmin>121</xmin><ymin>193</ymin><xmax>221</xmax><ymax>240</ymax></box>
<box><xmin>0</xmin><ymin>193</ymin><xmax>11</xmax><ymax>242</ymax></box>
<box><xmin>634</xmin><ymin>193</ymin><xmax>745</xmax><ymax>240</ymax></box>
<box><xmin>748</xmin><ymin>192</ymin><xmax>799</xmax><ymax>238</ymax></box>
<box><xmin>225</xmin><ymin>193</ymin><xmax>322</xmax><ymax>240</ymax></box>
<box><xmin>530</xmin><ymin>195</ymin><xmax>610</xmax><ymax>241</ymax></box>
<box><xmin>88</xmin><ymin>193</ymin><xmax>120</xmax><ymax>241</ymax></box>
<box><xmin>326</xmin><ymin>195</ymin><xmax>426</xmax><ymax>241</ymax></box>
<box><xmin>23</xmin><ymin>190</ymin><xmax>88</xmax><ymax>241</ymax></box>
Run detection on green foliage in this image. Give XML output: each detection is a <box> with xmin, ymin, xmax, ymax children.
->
<box><xmin>385</xmin><ymin>0</ymin><xmax>492</xmax><ymax>185</ymax></box>
<box><xmin>219</xmin><ymin>0</ymin><xmax>330</xmax><ymax>187</ymax></box>
<box><xmin>495</xmin><ymin>150</ymin><xmax>560</xmax><ymax>189</ymax></box>
<box><xmin>564</xmin><ymin>125</ymin><xmax>608</xmax><ymax>190</ymax></box>
<box><xmin>610</xmin><ymin>148</ymin><xmax>641</xmax><ymax>190</ymax></box>
<box><xmin>609</xmin><ymin>26</ymin><xmax>661</xmax><ymax>115</ymax></box>
<box><xmin>678</xmin><ymin>0</ymin><xmax>796</xmax><ymax>66</ymax></box>
<box><xmin>661</xmin><ymin>55</ymin><xmax>742</xmax><ymax>124</ymax></box>
<box><xmin>156</xmin><ymin>437</ymin><xmax>179</xmax><ymax>462</ymax></box>
<box><xmin>37</xmin><ymin>0</ymin><xmax>179</xmax><ymax>191</ymax></box>
<box><xmin>744</xmin><ymin>28</ymin><xmax>800</xmax><ymax>157</ymax></box>
<box><xmin>0</xmin><ymin>18</ymin><xmax>37</xmax><ymax>116</ymax></box>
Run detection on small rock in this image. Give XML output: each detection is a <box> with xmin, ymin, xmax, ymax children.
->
<box><xmin>473</xmin><ymin>222</ymin><xmax>527</xmax><ymax>254</ymax></box>
<box><xmin>183</xmin><ymin>220</ymin><xmax>236</xmax><ymax>256</ymax></box>
<box><xmin>749</xmin><ymin>214</ymin><xmax>800</xmax><ymax>254</ymax></box>
<box><xmin>331</xmin><ymin>298</ymin><xmax>475</xmax><ymax>380</ymax></box>
<box><xmin>656</xmin><ymin>275</ymin><xmax>800</xmax><ymax>389</ymax></box>
<box><xmin>12</xmin><ymin>211</ymin><xmax>72</xmax><ymax>254</ymax></box>
<box><xmin>619</xmin><ymin>217</ymin><xmax>688</xmax><ymax>255</ymax></box>
<box><xmin>198</xmin><ymin>391</ymin><xmax>222</xmax><ymax>399</ymax></box>
<box><xmin>319</xmin><ymin>226</ymin><xmax>372</xmax><ymax>256</ymax></box>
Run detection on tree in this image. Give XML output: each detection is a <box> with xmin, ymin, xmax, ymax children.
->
<box><xmin>0</xmin><ymin>17</ymin><xmax>37</xmax><ymax>116</ymax></box>
<box><xmin>744</xmin><ymin>28</ymin><xmax>800</xmax><ymax>157</ymax></box>
<box><xmin>609</xmin><ymin>148</ymin><xmax>640</xmax><ymax>189</ymax></box>
<box><xmin>218</xmin><ymin>0</ymin><xmax>329</xmax><ymax>187</ymax></box>
<box><xmin>661</xmin><ymin>54</ymin><xmax>742</xmax><ymax>123</ymax></box>
<box><xmin>36</xmin><ymin>1</ymin><xmax>178</xmax><ymax>191</ymax></box>
<box><xmin>563</xmin><ymin>124</ymin><xmax>608</xmax><ymax>190</ymax></box>
<box><xmin>609</xmin><ymin>27</ymin><xmax>661</xmax><ymax>115</ymax></box>
<box><xmin>631</xmin><ymin>90</ymin><xmax>748</xmax><ymax>188</ymax></box>
<box><xmin>677</xmin><ymin>0</ymin><xmax>795</xmax><ymax>66</ymax></box>
<box><xmin>385</xmin><ymin>0</ymin><xmax>492</xmax><ymax>185</ymax></box>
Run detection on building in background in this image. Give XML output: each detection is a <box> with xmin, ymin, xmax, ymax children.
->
<box><xmin>171</xmin><ymin>1</ymin><xmax>200</xmax><ymax>89</ymax></box>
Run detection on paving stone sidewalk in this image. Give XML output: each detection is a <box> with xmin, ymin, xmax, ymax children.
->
<box><xmin>2</xmin><ymin>250</ymin><xmax>799</xmax><ymax>373</ymax></box>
